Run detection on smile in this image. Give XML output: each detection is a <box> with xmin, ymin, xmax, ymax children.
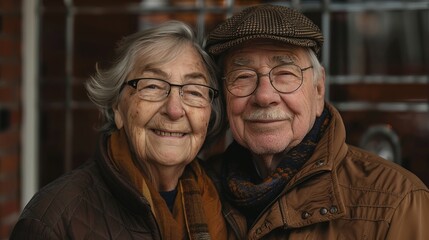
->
<box><xmin>153</xmin><ymin>129</ymin><xmax>186</xmax><ymax>137</ymax></box>
<box><xmin>244</xmin><ymin>110</ymin><xmax>292</xmax><ymax>122</ymax></box>
<box><xmin>247</xmin><ymin>119</ymin><xmax>284</xmax><ymax>124</ymax></box>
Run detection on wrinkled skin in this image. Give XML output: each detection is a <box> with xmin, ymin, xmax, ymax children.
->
<box><xmin>114</xmin><ymin>44</ymin><xmax>212</xmax><ymax>190</ymax></box>
<box><xmin>223</xmin><ymin>40</ymin><xmax>325</xmax><ymax>175</ymax></box>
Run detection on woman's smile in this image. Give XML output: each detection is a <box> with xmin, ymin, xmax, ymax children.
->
<box><xmin>152</xmin><ymin>129</ymin><xmax>187</xmax><ymax>137</ymax></box>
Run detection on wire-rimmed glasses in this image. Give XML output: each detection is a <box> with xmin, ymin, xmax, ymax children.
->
<box><xmin>124</xmin><ymin>78</ymin><xmax>219</xmax><ymax>108</ymax></box>
<box><xmin>223</xmin><ymin>63</ymin><xmax>313</xmax><ymax>97</ymax></box>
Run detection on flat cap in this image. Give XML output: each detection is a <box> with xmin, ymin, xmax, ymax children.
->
<box><xmin>206</xmin><ymin>4</ymin><xmax>324</xmax><ymax>56</ymax></box>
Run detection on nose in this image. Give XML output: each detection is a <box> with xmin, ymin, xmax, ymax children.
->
<box><xmin>163</xmin><ymin>87</ymin><xmax>185</xmax><ymax>120</ymax></box>
<box><xmin>252</xmin><ymin>74</ymin><xmax>280</xmax><ymax>107</ymax></box>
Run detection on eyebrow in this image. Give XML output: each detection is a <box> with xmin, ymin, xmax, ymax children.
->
<box><xmin>231</xmin><ymin>55</ymin><xmax>299</xmax><ymax>67</ymax></box>
<box><xmin>184</xmin><ymin>72</ymin><xmax>208</xmax><ymax>84</ymax></box>
<box><xmin>272</xmin><ymin>55</ymin><xmax>297</xmax><ymax>64</ymax></box>
<box><xmin>141</xmin><ymin>68</ymin><xmax>207</xmax><ymax>84</ymax></box>
<box><xmin>141</xmin><ymin>68</ymin><xmax>168</xmax><ymax>78</ymax></box>
<box><xmin>232</xmin><ymin>57</ymin><xmax>252</xmax><ymax>66</ymax></box>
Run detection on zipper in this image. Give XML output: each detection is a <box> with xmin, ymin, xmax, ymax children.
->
<box><xmin>222</xmin><ymin>204</ymin><xmax>247</xmax><ymax>239</ymax></box>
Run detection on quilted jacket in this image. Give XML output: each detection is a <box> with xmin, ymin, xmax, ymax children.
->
<box><xmin>10</xmin><ymin>135</ymin><xmax>172</xmax><ymax>239</ymax></box>
<box><xmin>206</xmin><ymin>103</ymin><xmax>429</xmax><ymax>239</ymax></box>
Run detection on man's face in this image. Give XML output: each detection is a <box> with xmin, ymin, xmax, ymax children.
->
<box><xmin>223</xmin><ymin>40</ymin><xmax>325</xmax><ymax>158</ymax></box>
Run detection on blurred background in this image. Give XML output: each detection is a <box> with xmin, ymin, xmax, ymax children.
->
<box><xmin>0</xmin><ymin>0</ymin><xmax>428</xmax><ymax>238</ymax></box>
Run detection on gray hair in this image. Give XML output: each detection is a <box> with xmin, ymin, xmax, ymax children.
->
<box><xmin>85</xmin><ymin>20</ymin><xmax>225</xmax><ymax>146</ymax></box>
<box><xmin>305</xmin><ymin>48</ymin><xmax>323</xmax><ymax>85</ymax></box>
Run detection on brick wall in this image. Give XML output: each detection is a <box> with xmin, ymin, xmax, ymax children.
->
<box><xmin>0</xmin><ymin>0</ymin><xmax>21</xmax><ymax>238</ymax></box>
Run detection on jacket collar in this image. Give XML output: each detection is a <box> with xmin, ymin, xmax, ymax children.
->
<box><xmin>94</xmin><ymin>133</ymin><xmax>155</xmax><ymax>216</ymax></box>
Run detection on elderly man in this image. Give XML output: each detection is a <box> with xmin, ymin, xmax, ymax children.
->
<box><xmin>205</xmin><ymin>4</ymin><xmax>429</xmax><ymax>239</ymax></box>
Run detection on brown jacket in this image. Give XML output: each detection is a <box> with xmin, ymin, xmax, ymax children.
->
<box><xmin>10</xmin><ymin>134</ymin><xmax>225</xmax><ymax>240</ymax></box>
<box><xmin>207</xmin><ymin>104</ymin><xmax>429</xmax><ymax>239</ymax></box>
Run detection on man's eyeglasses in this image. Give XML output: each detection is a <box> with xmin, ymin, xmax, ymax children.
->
<box><xmin>123</xmin><ymin>78</ymin><xmax>219</xmax><ymax>108</ymax></box>
<box><xmin>223</xmin><ymin>63</ymin><xmax>313</xmax><ymax>97</ymax></box>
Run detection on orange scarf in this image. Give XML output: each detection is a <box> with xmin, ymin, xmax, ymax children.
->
<box><xmin>109</xmin><ymin>129</ymin><xmax>227</xmax><ymax>240</ymax></box>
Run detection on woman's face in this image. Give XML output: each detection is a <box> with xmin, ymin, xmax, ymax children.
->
<box><xmin>114</xmin><ymin>44</ymin><xmax>212</xmax><ymax>170</ymax></box>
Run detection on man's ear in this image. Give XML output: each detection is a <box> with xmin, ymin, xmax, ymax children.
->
<box><xmin>113</xmin><ymin>104</ymin><xmax>124</xmax><ymax>129</ymax></box>
<box><xmin>315</xmin><ymin>67</ymin><xmax>326</xmax><ymax>116</ymax></box>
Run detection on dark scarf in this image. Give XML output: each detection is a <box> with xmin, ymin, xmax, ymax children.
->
<box><xmin>221</xmin><ymin>108</ymin><xmax>331</xmax><ymax>225</ymax></box>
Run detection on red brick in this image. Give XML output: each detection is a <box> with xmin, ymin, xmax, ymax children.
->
<box><xmin>0</xmin><ymin>85</ymin><xmax>19</xmax><ymax>102</ymax></box>
<box><xmin>0</xmin><ymin>199</ymin><xmax>20</xmax><ymax>238</ymax></box>
<box><xmin>1</xmin><ymin>0</ymin><xmax>32</xmax><ymax>238</ymax></box>
<box><xmin>0</xmin><ymin>153</ymin><xmax>18</xmax><ymax>173</ymax></box>
<box><xmin>0</xmin><ymin>131</ymin><xmax>19</xmax><ymax>149</ymax></box>
<box><xmin>0</xmin><ymin>199</ymin><xmax>19</xmax><ymax>217</ymax></box>
<box><xmin>8</xmin><ymin>108</ymin><xmax>21</xmax><ymax>128</ymax></box>
<box><xmin>0</xmin><ymin>62</ymin><xmax>21</xmax><ymax>80</ymax></box>
<box><xmin>0</xmin><ymin>176</ymin><xmax>18</xmax><ymax>196</ymax></box>
<box><xmin>0</xmin><ymin>0</ymin><xmax>21</xmax><ymax>11</ymax></box>
<box><xmin>0</xmin><ymin>224</ymin><xmax>13</xmax><ymax>239</ymax></box>
<box><xmin>0</xmin><ymin>38</ymin><xmax>20</xmax><ymax>57</ymax></box>
<box><xmin>1</xmin><ymin>15</ymin><xmax>21</xmax><ymax>36</ymax></box>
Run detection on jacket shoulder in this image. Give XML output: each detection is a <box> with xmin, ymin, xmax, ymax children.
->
<box><xmin>337</xmin><ymin>145</ymin><xmax>428</xmax><ymax>222</ymax></box>
<box><xmin>12</xmin><ymin>161</ymin><xmax>111</xmax><ymax>238</ymax></box>
<box><xmin>342</xmin><ymin>145</ymin><xmax>427</xmax><ymax>191</ymax></box>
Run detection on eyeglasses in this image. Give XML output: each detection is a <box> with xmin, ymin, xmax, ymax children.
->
<box><xmin>123</xmin><ymin>78</ymin><xmax>219</xmax><ymax>108</ymax></box>
<box><xmin>223</xmin><ymin>63</ymin><xmax>313</xmax><ymax>97</ymax></box>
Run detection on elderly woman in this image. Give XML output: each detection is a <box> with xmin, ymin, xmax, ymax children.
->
<box><xmin>10</xmin><ymin>21</ymin><xmax>227</xmax><ymax>239</ymax></box>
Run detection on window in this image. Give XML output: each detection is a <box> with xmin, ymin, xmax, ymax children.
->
<box><xmin>35</xmin><ymin>0</ymin><xmax>429</xmax><ymax>188</ymax></box>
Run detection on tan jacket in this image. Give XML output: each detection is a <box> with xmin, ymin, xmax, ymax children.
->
<box><xmin>207</xmin><ymin>104</ymin><xmax>429</xmax><ymax>239</ymax></box>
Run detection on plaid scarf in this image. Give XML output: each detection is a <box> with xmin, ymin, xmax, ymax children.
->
<box><xmin>109</xmin><ymin>129</ymin><xmax>226</xmax><ymax>240</ymax></box>
<box><xmin>222</xmin><ymin>108</ymin><xmax>331</xmax><ymax>224</ymax></box>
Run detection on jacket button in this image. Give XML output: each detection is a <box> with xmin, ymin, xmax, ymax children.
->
<box><xmin>320</xmin><ymin>207</ymin><xmax>328</xmax><ymax>215</ymax></box>
<box><xmin>301</xmin><ymin>211</ymin><xmax>311</xmax><ymax>219</ymax></box>
<box><xmin>264</xmin><ymin>221</ymin><xmax>270</xmax><ymax>228</ymax></box>
<box><xmin>330</xmin><ymin>206</ymin><xmax>338</xmax><ymax>214</ymax></box>
<box><xmin>315</xmin><ymin>160</ymin><xmax>325</xmax><ymax>167</ymax></box>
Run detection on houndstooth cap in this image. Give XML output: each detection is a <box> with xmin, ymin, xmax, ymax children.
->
<box><xmin>206</xmin><ymin>4</ymin><xmax>324</xmax><ymax>56</ymax></box>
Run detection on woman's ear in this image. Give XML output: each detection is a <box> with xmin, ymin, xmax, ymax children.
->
<box><xmin>113</xmin><ymin>104</ymin><xmax>124</xmax><ymax>129</ymax></box>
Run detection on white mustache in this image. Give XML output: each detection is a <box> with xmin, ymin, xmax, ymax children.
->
<box><xmin>244</xmin><ymin>109</ymin><xmax>292</xmax><ymax>121</ymax></box>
